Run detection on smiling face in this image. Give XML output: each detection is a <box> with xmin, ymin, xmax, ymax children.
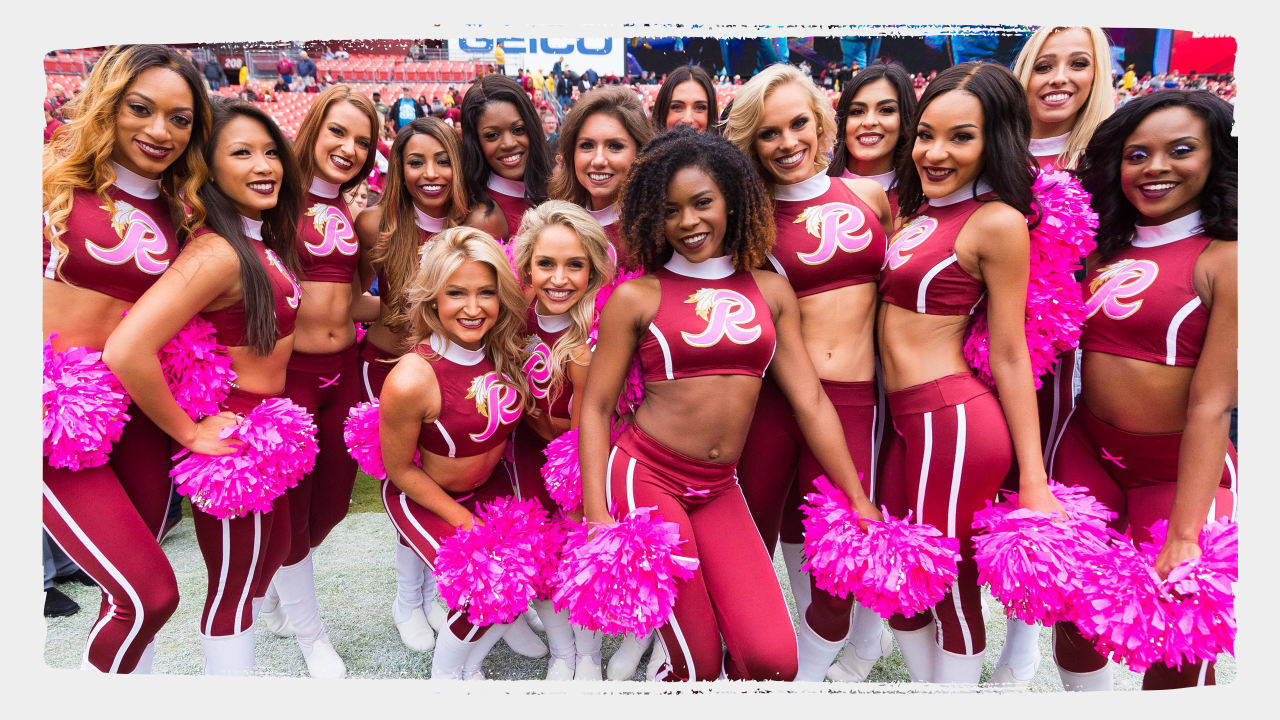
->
<box><xmin>1025</xmin><ymin>28</ymin><xmax>1096</xmax><ymax>138</ymax></box>
<box><xmin>573</xmin><ymin>111</ymin><xmax>637</xmax><ymax>210</ymax></box>
<box><xmin>663</xmin><ymin>165</ymin><xmax>728</xmax><ymax>263</ymax></box>
<box><xmin>754</xmin><ymin>81</ymin><xmax>821</xmax><ymax>185</ymax></box>
<box><xmin>435</xmin><ymin>259</ymin><xmax>499</xmax><ymax>350</ymax></box>
<box><xmin>312</xmin><ymin>100</ymin><xmax>372</xmax><ymax>185</ymax></box>
<box><xmin>477</xmin><ymin>100</ymin><xmax>530</xmax><ymax>180</ymax></box>
<box><xmin>403</xmin><ymin>132</ymin><xmax>454</xmax><ymax>216</ymax></box>
<box><xmin>529</xmin><ymin>223</ymin><xmax>590</xmax><ymax>315</ymax></box>
<box><xmin>211</xmin><ymin>115</ymin><xmax>283</xmax><ymax>220</ymax></box>
<box><xmin>912</xmin><ymin>90</ymin><xmax>985</xmax><ymax>199</ymax></box>
<box><xmin>1120</xmin><ymin>105</ymin><xmax>1211</xmax><ymax>226</ymax></box>
<box><xmin>111</xmin><ymin>66</ymin><xmax>196</xmax><ymax>179</ymax></box>
<box><xmin>844</xmin><ymin>78</ymin><xmax>902</xmax><ymax>176</ymax></box>
<box><xmin>666</xmin><ymin>80</ymin><xmax>710</xmax><ymax>131</ymax></box>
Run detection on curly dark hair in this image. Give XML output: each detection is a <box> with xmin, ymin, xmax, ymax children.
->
<box><xmin>828</xmin><ymin>62</ymin><xmax>917</xmax><ymax>182</ymax></box>
<box><xmin>459</xmin><ymin>74</ymin><xmax>552</xmax><ymax>213</ymax></box>
<box><xmin>894</xmin><ymin>62</ymin><xmax>1037</xmax><ymax>219</ymax></box>
<box><xmin>1076</xmin><ymin>89</ymin><xmax>1236</xmax><ymax>261</ymax></box>
<box><xmin>618</xmin><ymin>126</ymin><xmax>774</xmax><ymax>273</ymax></box>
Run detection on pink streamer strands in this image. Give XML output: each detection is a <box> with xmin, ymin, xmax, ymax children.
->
<box><xmin>540</xmin><ymin>429</ymin><xmax>583</xmax><ymax>513</ymax></box>
<box><xmin>587</xmin><ymin>265</ymin><xmax>646</xmax><ymax>416</ymax></box>
<box><xmin>354</xmin><ymin>322</ymin><xmax>367</xmax><ymax>344</ymax></box>
<box><xmin>799</xmin><ymin>476</ymin><xmax>961</xmax><ymax>618</ymax></box>
<box><xmin>43</xmin><ymin>335</ymin><xmax>131</xmax><ymax>470</ymax></box>
<box><xmin>971</xmin><ymin>481</ymin><xmax>1117</xmax><ymax>625</ymax></box>
<box><xmin>1142</xmin><ymin>519</ymin><xmax>1238</xmax><ymax>668</ymax></box>
<box><xmin>157</xmin><ymin>316</ymin><xmax>236</xmax><ymax>420</ymax></box>
<box><xmin>552</xmin><ymin>505</ymin><xmax>700</xmax><ymax>636</ymax></box>
<box><xmin>534</xmin><ymin>515</ymin><xmax>575</xmax><ymax>600</ymax></box>
<box><xmin>342</xmin><ymin>401</ymin><xmax>419</xmax><ymax>479</ymax></box>
<box><xmin>963</xmin><ymin>169</ymin><xmax>1098</xmax><ymax>388</ymax></box>
<box><xmin>169</xmin><ymin>397</ymin><xmax>318</xmax><ymax>520</ymax></box>
<box><xmin>433</xmin><ymin>496</ymin><xmax>552</xmax><ymax>627</ymax></box>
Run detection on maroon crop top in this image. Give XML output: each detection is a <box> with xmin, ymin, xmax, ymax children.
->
<box><xmin>375</xmin><ymin>207</ymin><xmax>444</xmax><ymax>311</ymax></box>
<box><xmin>522</xmin><ymin>304</ymin><xmax>574</xmax><ymax>418</ymax></box>
<box><xmin>768</xmin><ymin>172</ymin><xmax>887</xmax><ymax>297</ymax></box>
<box><xmin>197</xmin><ymin>217</ymin><xmax>302</xmax><ymax>346</ymax></box>
<box><xmin>42</xmin><ymin>163</ymin><xmax>178</xmax><ymax>303</ymax></box>
<box><xmin>878</xmin><ymin>182</ymin><xmax>994</xmax><ymax>316</ymax></box>
<box><xmin>414</xmin><ymin>335</ymin><xmax>522</xmax><ymax>457</ymax></box>
<box><xmin>296</xmin><ymin>177</ymin><xmax>359</xmax><ymax>283</ymax></box>
<box><xmin>587</xmin><ymin>202</ymin><xmax>625</xmax><ymax>270</ymax></box>
<box><xmin>485</xmin><ymin>174</ymin><xmax>532</xmax><ymax>243</ymax></box>
<box><xmin>1080</xmin><ymin>212</ymin><xmax>1213</xmax><ymax>368</ymax></box>
<box><xmin>637</xmin><ymin>254</ymin><xmax>776</xmax><ymax>383</ymax></box>
<box><xmin>840</xmin><ymin>167</ymin><xmax>899</xmax><ymax>220</ymax></box>
<box><xmin>1029</xmin><ymin>133</ymin><xmax>1069</xmax><ymax>172</ymax></box>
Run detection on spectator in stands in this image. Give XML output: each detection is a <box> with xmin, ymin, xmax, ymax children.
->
<box><xmin>540</xmin><ymin>108</ymin><xmax>559</xmax><ymax>153</ymax></box>
<box><xmin>552</xmin><ymin>56</ymin><xmax>563</xmax><ymax>84</ymax></box>
<box><xmin>322</xmin><ymin>46</ymin><xmax>335</xmax><ymax>60</ymax></box>
<box><xmin>494</xmin><ymin>41</ymin><xmax>506</xmax><ymax>75</ymax></box>
<box><xmin>304</xmin><ymin>75</ymin><xmax>320</xmax><ymax>93</ymax></box>
<box><xmin>557</xmin><ymin>68</ymin><xmax>574</xmax><ymax>109</ymax></box>
<box><xmin>203</xmin><ymin>57</ymin><xmax>227</xmax><ymax>91</ymax></box>
<box><xmin>277</xmin><ymin>52</ymin><xmax>294</xmax><ymax>88</ymax></box>
<box><xmin>650</xmin><ymin>64</ymin><xmax>719</xmax><ymax>133</ymax></box>
<box><xmin>238</xmin><ymin>63</ymin><xmax>249</xmax><ymax>88</ymax></box>
<box><xmin>584</xmin><ymin>67</ymin><xmax>599</xmax><ymax>89</ymax></box>
<box><xmin>47</xmin><ymin>83</ymin><xmax>70</xmax><ymax>119</ymax></box>
<box><xmin>1122</xmin><ymin>64</ymin><xmax>1136</xmax><ymax>91</ymax></box>
<box><xmin>430</xmin><ymin>95</ymin><xmax>445</xmax><ymax>118</ymax></box>
<box><xmin>43</xmin><ymin>102</ymin><xmax>63</xmax><ymax>143</ymax></box>
<box><xmin>273</xmin><ymin>76</ymin><xmax>289</xmax><ymax>94</ymax></box>
<box><xmin>342</xmin><ymin>179</ymin><xmax>370</xmax><ymax>215</ymax></box>
<box><xmin>297</xmin><ymin>50</ymin><xmax>316</xmax><ymax>84</ymax></box>
<box><xmin>418</xmin><ymin>93</ymin><xmax>429</xmax><ymax>109</ymax></box>
<box><xmin>392</xmin><ymin>83</ymin><xmax>425</xmax><ymax>131</ymax></box>
<box><xmin>372</xmin><ymin>90</ymin><xmax>391</xmax><ymax>121</ymax></box>
<box><xmin>443</xmin><ymin>86</ymin><xmax>457</xmax><ymax>107</ymax></box>
<box><xmin>334</xmin><ymin>47</ymin><xmax>350</xmax><ymax>60</ymax></box>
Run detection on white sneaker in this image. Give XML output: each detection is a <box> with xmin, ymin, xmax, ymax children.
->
<box><xmin>302</xmin><ymin>637</ymin><xmax>347</xmax><ymax>679</ymax></box>
<box><xmin>259</xmin><ymin>587</ymin><xmax>295</xmax><ymax>637</ymax></box>
<box><xmin>606</xmin><ymin>633</ymin><xmax>649</xmax><ymax>681</ymax></box>
<box><xmin>501</xmin><ymin>614</ymin><xmax>548</xmax><ymax>658</ymax></box>
<box><xmin>574</xmin><ymin>654</ymin><xmax>602</xmax><ymax>681</ymax></box>
<box><xmin>546</xmin><ymin>655</ymin><xmax>576</xmax><ymax>681</ymax></box>
<box><xmin>394</xmin><ymin>605</ymin><xmax>436</xmax><ymax>652</ymax></box>
<box><xmin>827</xmin><ymin>630</ymin><xmax>893</xmax><ymax>682</ymax></box>
<box><xmin>463</xmin><ymin>667</ymin><xmax>486</xmax><ymax>681</ymax></box>
<box><xmin>990</xmin><ymin>663</ymin><xmax>1033</xmax><ymax>688</ymax></box>
<box><xmin>645</xmin><ymin>640</ymin><xmax>666</xmax><ymax>681</ymax></box>
<box><xmin>425</xmin><ymin>601</ymin><xmax>448</xmax><ymax>632</ymax></box>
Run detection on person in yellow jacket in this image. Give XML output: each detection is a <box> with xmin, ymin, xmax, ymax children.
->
<box><xmin>494</xmin><ymin>42</ymin><xmax>506</xmax><ymax>75</ymax></box>
<box><xmin>1122</xmin><ymin>64</ymin><xmax>1136</xmax><ymax>91</ymax></box>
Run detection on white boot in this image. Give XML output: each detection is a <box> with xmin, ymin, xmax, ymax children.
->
<box><xmin>524</xmin><ymin>607</ymin><xmax>546</xmax><ymax>633</ymax></box>
<box><xmin>645</xmin><ymin>637</ymin><xmax>665</xmax><ymax>681</ymax></box>
<box><xmin>1057</xmin><ymin>662</ymin><xmax>1113</xmax><ymax>691</ymax></box>
<box><xmin>890</xmin><ymin>623</ymin><xmax>936</xmax><ymax>683</ymax></box>
<box><xmin>933</xmin><ymin>646</ymin><xmax>986</xmax><ymax>687</ymax></box>
<box><xmin>128</xmin><ymin>640</ymin><xmax>156</xmax><ymax>674</ymax></box>
<box><xmin>462</xmin><ymin>623</ymin><xmax>510</xmax><ymax>680</ymax></box>
<box><xmin>607</xmin><ymin>631</ymin><xmax>651</xmax><ymax>681</ymax></box>
<box><xmin>200</xmin><ymin>629</ymin><xmax>256</xmax><ymax>676</ymax></box>
<box><xmin>431</xmin><ymin>626</ymin><xmax>479</xmax><ymax>680</ymax></box>
<box><xmin>420</xmin><ymin>568</ymin><xmax>448</xmax><ymax>631</ymax></box>
<box><xmin>274</xmin><ymin>552</ymin><xmax>346</xmax><ymax>679</ymax></box>
<box><xmin>259</xmin><ymin>580</ymin><xmax>294</xmax><ymax>637</ymax></box>
<box><xmin>500</xmin><ymin>612</ymin><xmax>548</xmax><ymax>658</ymax></box>
<box><xmin>394</xmin><ymin>547</ymin><xmax>435</xmax><ymax>652</ymax></box>
<box><xmin>572</xmin><ymin>625</ymin><xmax>603</xmax><ymax>681</ymax></box>
<box><xmin>534</xmin><ymin>600</ymin><xmax>576</xmax><ymax>680</ymax></box>
<box><xmin>795</xmin><ymin>614</ymin><xmax>844</xmax><ymax>682</ymax></box>
<box><xmin>779</xmin><ymin>542</ymin><xmax>812</xmax><ymax>619</ymax></box>
<box><xmin>828</xmin><ymin>604</ymin><xmax>892</xmax><ymax>682</ymax></box>
<box><xmin>394</xmin><ymin>603</ymin><xmax>436</xmax><ymax>652</ymax></box>
<box><xmin>991</xmin><ymin>618</ymin><xmax>1041</xmax><ymax>687</ymax></box>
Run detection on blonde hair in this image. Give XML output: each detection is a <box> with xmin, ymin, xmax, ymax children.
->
<box><xmin>511</xmin><ymin>200</ymin><xmax>616</xmax><ymax>402</ymax></box>
<box><xmin>405</xmin><ymin>227</ymin><xmax>533</xmax><ymax>412</ymax></box>
<box><xmin>724</xmin><ymin>63</ymin><xmax>836</xmax><ymax>185</ymax></box>
<box><xmin>1013</xmin><ymin>26</ymin><xmax>1116</xmax><ymax>170</ymax></box>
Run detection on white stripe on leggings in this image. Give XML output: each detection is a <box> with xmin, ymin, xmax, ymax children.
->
<box><xmin>947</xmin><ymin>404</ymin><xmax>973</xmax><ymax>655</ymax></box>
<box><xmin>1043</xmin><ymin>358</ymin><xmax>1063</xmax><ymax>465</ymax></box>
<box><xmin>362</xmin><ymin>360</ymin><xmax>375</xmax><ymax>402</ymax></box>
<box><xmin>604</xmin><ymin>446</ymin><xmax>618</xmax><ymax>510</ymax></box>
<box><xmin>1225</xmin><ymin>452</ymin><xmax>1238</xmax><ymax>521</ymax></box>
<box><xmin>868</xmin><ymin>404</ymin><xmax>880</xmax><ymax>502</ymax></box>
<box><xmin>233</xmin><ymin>513</ymin><xmax>262</xmax><ymax>635</ymax></box>
<box><xmin>917</xmin><ymin>412</ymin><xmax>933</xmax><ymax>521</ymax></box>
<box><xmin>1196</xmin><ymin>660</ymin><xmax>1208</xmax><ymax>686</ymax></box>
<box><xmin>43</xmin><ymin>484</ymin><xmax>144</xmax><ymax>674</ymax></box>
<box><xmin>625</xmin><ymin>457</ymin><xmax>638</xmax><ymax>513</ymax></box>
<box><xmin>1047</xmin><ymin>405</ymin><xmax>1077</xmax><ymax>477</ymax></box>
<box><xmin>381</xmin><ymin>479</ymin><xmax>437</xmax><ymax>571</ymax></box>
<box><xmin>205</xmin><ymin>519</ymin><xmax>232</xmax><ymax>636</ymax></box>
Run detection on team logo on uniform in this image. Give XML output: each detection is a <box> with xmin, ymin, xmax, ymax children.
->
<box><xmin>523</xmin><ymin>335</ymin><xmax>553</xmax><ymax>399</ymax></box>
<box><xmin>86</xmin><ymin>200</ymin><xmax>170</xmax><ymax>274</ymax></box>
<box><xmin>466</xmin><ymin>371</ymin><xmax>522</xmax><ymax>442</ymax></box>
<box><xmin>681</xmin><ymin>288</ymin><xmax>761</xmax><ymax>347</ymax></box>
<box><xmin>304</xmin><ymin>203</ymin><xmax>358</xmax><ymax>257</ymax></box>
<box><xmin>264</xmin><ymin>248</ymin><xmax>303</xmax><ymax>310</ymax></box>
<box><xmin>1086</xmin><ymin>258</ymin><xmax>1159</xmax><ymax>320</ymax></box>
<box><xmin>883</xmin><ymin>216</ymin><xmax>939</xmax><ymax>270</ymax></box>
<box><xmin>794</xmin><ymin>202</ymin><xmax>873</xmax><ymax>265</ymax></box>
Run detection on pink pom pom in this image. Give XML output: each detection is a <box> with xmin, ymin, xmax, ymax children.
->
<box><xmin>354</xmin><ymin>322</ymin><xmax>367</xmax><ymax>344</ymax></box>
<box><xmin>1139</xmin><ymin>519</ymin><xmax>1238</xmax><ymax>668</ymax></box>
<box><xmin>534</xmin><ymin>515</ymin><xmax>575</xmax><ymax>599</ymax></box>
<box><xmin>800</xmin><ymin>476</ymin><xmax>961</xmax><ymax>618</ymax></box>
<box><xmin>541</xmin><ymin>429</ymin><xmax>583</xmax><ymax>512</ymax></box>
<box><xmin>551</xmin><ymin>505</ymin><xmax>699</xmax><ymax>636</ymax></box>
<box><xmin>963</xmin><ymin>169</ymin><xmax>1098</xmax><ymax>388</ymax></box>
<box><xmin>43</xmin><ymin>336</ymin><xmax>131</xmax><ymax>470</ymax></box>
<box><xmin>502</xmin><ymin>237</ymin><xmax>522</xmax><ymax>284</ymax></box>
<box><xmin>170</xmin><ymin>397</ymin><xmax>318</xmax><ymax>520</ymax></box>
<box><xmin>342</xmin><ymin>401</ymin><xmax>421</xmax><ymax>479</ymax></box>
<box><xmin>434</xmin><ymin>496</ymin><xmax>551</xmax><ymax>626</ymax></box>
<box><xmin>157</xmin><ymin>316</ymin><xmax>236</xmax><ymax>420</ymax></box>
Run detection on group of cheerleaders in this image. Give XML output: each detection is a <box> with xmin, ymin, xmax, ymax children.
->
<box><xmin>43</xmin><ymin>25</ymin><xmax>1237</xmax><ymax>691</ymax></box>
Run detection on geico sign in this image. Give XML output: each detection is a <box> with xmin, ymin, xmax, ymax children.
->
<box><xmin>456</xmin><ymin>38</ymin><xmax>614</xmax><ymax>55</ymax></box>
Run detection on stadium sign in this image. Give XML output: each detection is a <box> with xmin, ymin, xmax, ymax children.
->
<box><xmin>449</xmin><ymin>37</ymin><xmax>624</xmax><ymax>75</ymax></box>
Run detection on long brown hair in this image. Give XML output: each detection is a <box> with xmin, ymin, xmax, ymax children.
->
<box><xmin>293</xmin><ymin>84</ymin><xmax>379</xmax><ymax>194</ymax></box>
<box><xmin>651</xmin><ymin>65</ymin><xmax>719</xmax><ymax>134</ymax></box>
<box><xmin>549</xmin><ymin>86</ymin><xmax>654</xmax><ymax>207</ymax></box>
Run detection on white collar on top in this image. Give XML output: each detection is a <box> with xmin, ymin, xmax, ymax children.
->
<box><xmin>309</xmin><ymin>176</ymin><xmax>341</xmax><ymax>198</ymax></box>
<box><xmin>588</xmin><ymin>201</ymin><xmax>619</xmax><ymax>227</ymax></box>
<box><xmin>111</xmin><ymin>161</ymin><xmax>161</xmax><ymax>199</ymax></box>
<box><xmin>1029</xmin><ymin>132</ymin><xmax>1070</xmax><ymax>158</ymax></box>
<box><xmin>240</xmin><ymin>216</ymin><xmax>264</xmax><ymax>241</ymax></box>
<box><xmin>845</xmin><ymin>168</ymin><xmax>896</xmax><ymax>192</ymax></box>
<box><xmin>428</xmin><ymin>333</ymin><xmax>487</xmax><ymax>365</ymax></box>
<box><xmin>929</xmin><ymin>178</ymin><xmax>995</xmax><ymax>207</ymax></box>
<box><xmin>486</xmin><ymin>173</ymin><xmax>525</xmax><ymax>198</ymax></box>
<box><xmin>664</xmin><ymin>252</ymin><xmax>735</xmax><ymax>279</ymax></box>
<box><xmin>414</xmin><ymin>204</ymin><xmax>446</xmax><ymax>232</ymax></box>
<box><xmin>534</xmin><ymin>306</ymin><xmax>573</xmax><ymax>332</ymax></box>
<box><xmin>1133</xmin><ymin>211</ymin><xmax>1204</xmax><ymax>248</ymax></box>
<box><xmin>773</xmin><ymin>170</ymin><xmax>831</xmax><ymax>201</ymax></box>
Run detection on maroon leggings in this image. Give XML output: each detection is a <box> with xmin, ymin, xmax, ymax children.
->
<box><xmin>508</xmin><ymin>423</ymin><xmax>558</xmax><ymax>513</ymax></box>
<box><xmin>380</xmin><ymin>460</ymin><xmax>519</xmax><ymax>640</ymax></box>
<box><xmin>42</xmin><ymin>407</ymin><xmax>178</xmax><ymax>673</ymax></box>
<box><xmin>281</xmin><ymin>343</ymin><xmax>360</xmax><ymax>565</ymax></box>
<box><xmin>190</xmin><ymin>387</ymin><xmax>290</xmax><ymax>636</ymax></box>
<box><xmin>608</xmin><ymin>423</ymin><xmax>798</xmax><ymax>682</ymax></box>
<box><xmin>880</xmin><ymin>373</ymin><xmax>1013</xmax><ymax>656</ymax></box>
<box><xmin>1048</xmin><ymin>401</ymin><xmax>1238</xmax><ymax>689</ymax></box>
<box><xmin>1002</xmin><ymin>348</ymin><xmax>1079</xmax><ymax>492</ymax></box>
<box><xmin>358</xmin><ymin>337</ymin><xmax>398</xmax><ymax>403</ymax></box>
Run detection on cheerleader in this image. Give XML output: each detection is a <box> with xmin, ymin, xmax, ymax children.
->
<box><xmin>42</xmin><ymin>44</ymin><xmax>210</xmax><ymax>675</ymax></box>
<box><xmin>724</xmin><ymin>63</ymin><xmax>893</xmax><ymax>682</ymax></box>
<box><xmin>377</xmin><ymin>228</ymin><xmax>535</xmax><ymax>679</ymax></box>
<box><xmin>255</xmin><ymin>85</ymin><xmax>378</xmax><ymax>678</ymax></box>
<box><xmin>105</xmin><ymin>97</ymin><xmax>305</xmax><ymax>676</ymax></box>
<box><xmin>650</xmin><ymin>65</ymin><xmax>719</xmax><ymax>133</ymax></box>
<box><xmin>995</xmin><ymin>26</ymin><xmax>1117</xmax><ymax>687</ymax></box>
<box><xmin>509</xmin><ymin>201</ymin><xmax>616</xmax><ymax>679</ymax></box>
<box><xmin>460</xmin><ymin>74</ymin><xmax>554</xmax><ymax>244</ymax></box>
<box><xmin>875</xmin><ymin>62</ymin><xmax>1063</xmax><ymax>685</ymax></box>
<box><xmin>1051</xmin><ymin>90</ymin><xmax>1237</xmax><ymax>691</ymax></box>
<box><xmin>828</xmin><ymin>61</ymin><xmax>917</xmax><ymax>217</ymax></box>
<box><xmin>579</xmin><ymin>127</ymin><xmax>881</xmax><ymax>682</ymax></box>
